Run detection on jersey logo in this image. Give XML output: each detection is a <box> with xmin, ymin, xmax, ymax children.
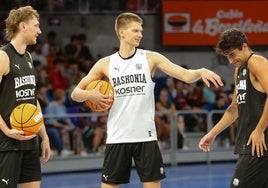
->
<box><xmin>232</xmin><ymin>178</ymin><xmax>240</xmax><ymax>186</ymax></box>
<box><xmin>102</xmin><ymin>174</ymin><xmax>108</xmax><ymax>181</ymax></box>
<box><xmin>28</xmin><ymin>62</ymin><xmax>33</xmax><ymax>69</ymax></box>
<box><xmin>114</xmin><ymin>67</ymin><xmax>120</xmax><ymax>72</ymax></box>
<box><xmin>136</xmin><ymin>63</ymin><xmax>142</xmax><ymax>70</ymax></box>
<box><xmin>14</xmin><ymin>64</ymin><xmax>20</xmax><ymax>70</ymax></box>
<box><xmin>1</xmin><ymin>178</ymin><xmax>9</xmax><ymax>185</ymax></box>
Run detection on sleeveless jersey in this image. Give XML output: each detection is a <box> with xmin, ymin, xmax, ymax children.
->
<box><xmin>235</xmin><ymin>53</ymin><xmax>268</xmax><ymax>155</ymax></box>
<box><xmin>107</xmin><ymin>48</ymin><xmax>157</xmax><ymax>143</ymax></box>
<box><xmin>0</xmin><ymin>43</ymin><xmax>38</xmax><ymax>151</ymax></box>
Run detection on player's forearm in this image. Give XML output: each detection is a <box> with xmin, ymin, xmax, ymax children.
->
<box><xmin>209</xmin><ymin>105</ymin><xmax>238</xmax><ymax>137</ymax></box>
<box><xmin>0</xmin><ymin>115</ymin><xmax>9</xmax><ymax>134</ymax></box>
<box><xmin>38</xmin><ymin>124</ymin><xmax>49</xmax><ymax>141</ymax></box>
<box><xmin>71</xmin><ymin>87</ymin><xmax>90</xmax><ymax>103</ymax></box>
<box><xmin>183</xmin><ymin>69</ymin><xmax>203</xmax><ymax>83</ymax></box>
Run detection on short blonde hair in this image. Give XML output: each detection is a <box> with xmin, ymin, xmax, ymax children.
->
<box><xmin>114</xmin><ymin>12</ymin><xmax>143</xmax><ymax>39</ymax></box>
<box><xmin>5</xmin><ymin>6</ymin><xmax>39</xmax><ymax>41</ymax></box>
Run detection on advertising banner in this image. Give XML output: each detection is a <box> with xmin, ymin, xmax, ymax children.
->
<box><xmin>162</xmin><ymin>1</ymin><xmax>268</xmax><ymax>46</ymax></box>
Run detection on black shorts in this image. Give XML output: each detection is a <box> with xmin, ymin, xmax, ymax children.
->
<box><xmin>0</xmin><ymin>150</ymin><xmax>41</xmax><ymax>188</ymax></box>
<box><xmin>101</xmin><ymin>141</ymin><xmax>166</xmax><ymax>184</ymax></box>
<box><xmin>231</xmin><ymin>155</ymin><xmax>268</xmax><ymax>188</ymax></box>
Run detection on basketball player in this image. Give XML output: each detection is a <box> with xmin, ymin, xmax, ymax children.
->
<box><xmin>0</xmin><ymin>6</ymin><xmax>51</xmax><ymax>188</ymax></box>
<box><xmin>199</xmin><ymin>28</ymin><xmax>268</xmax><ymax>188</ymax></box>
<box><xmin>71</xmin><ymin>12</ymin><xmax>223</xmax><ymax>188</ymax></box>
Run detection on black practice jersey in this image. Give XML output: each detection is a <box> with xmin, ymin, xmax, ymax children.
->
<box><xmin>235</xmin><ymin>53</ymin><xmax>268</xmax><ymax>155</ymax></box>
<box><xmin>0</xmin><ymin>43</ymin><xmax>38</xmax><ymax>151</ymax></box>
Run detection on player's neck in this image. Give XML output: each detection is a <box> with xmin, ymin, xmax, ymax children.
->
<box><xmin>10</xmin><ymin>39</ymin><xmax>27</xmax><ymax>55</ymax></box>
<box><xmin>119</xmin><ymin>44</ymin><xmax>136</xmax><ymax>59</ymax></box>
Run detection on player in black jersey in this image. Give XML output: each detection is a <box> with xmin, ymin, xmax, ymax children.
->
<box><xmin>0</xmin><ymin>6</ymin><xmax>50</xmax><ymax>188</ymax></box>
<box><xmin>199</xmin><ymin>28</ymin><xmax>268</xmax><ymax>188</ymax></box>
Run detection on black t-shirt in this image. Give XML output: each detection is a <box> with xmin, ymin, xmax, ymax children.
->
<box><xmin>0</xmin><ymin>43</ymin><xmax>38</xmax><ymax>151</ymax></box>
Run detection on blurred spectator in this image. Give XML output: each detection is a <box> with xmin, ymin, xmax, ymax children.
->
<box><xmin>63</xmin><ymin>34</ymin><xmax>80</xmax><ymax>59</ymax></box>
<box><xmin>187</xmin><ymin>81</ymin><xmax>207</xmax><ymax>131</ymax></box>
<box><xmin>42</xmin><ymin>31</ymin><xmax>60</xmax><ymax>57</ymax></box>
<box><xmin>77</xmin><ymin>33</ymin><xmax>95</xmax><ymax>62</ymax></box>
<box><xmin>48</xmin><ymin>58</ymin><xmax>70</xmax><ymax>90</ymax></box>
<box><xmin>45</xmin><ymin>89</ymin><xmax>76</xmax><ymax>156</ymax></box>
<box><xmin>46</xmin><ymin>44</ymin><xmax>59</xmax><ymax>71</ymax></box>
<box><xmin>187</xmin><ymin>80</ymin><xmax>206</xmax><ymax>109</ymax></box>
<box><xmin>155</xmin><ymin>88</ymin><xmax>186</xmax><ymax>149</ymax></box>
<box><xmin>65</xmin><ymin>58</ymin><xmax>80</xmax><ymax>86</ymax></box>
<box><xmin>203</xmin><ymin>83</ymin><xmax>216</xmax><ymax>110</ymax></box>
<box><xmin>31</xmin><ymin>41</ymin><xmax>47</xmax><ymax>67</ymax></box>
<box><xmin>36</xmin><ymin>83</ymin><xmax>50</xmax><ymax>111</ymax></box>
<box><xmin>166</xmin><ymin>77</ymin><xmax>177</xmax><ymax>102</ymax></box>
<box><xmin>211</xmin><ymin>95</ymin><xmax>235</xmax><ymax>147</ymax></box>
<box><xmin>33</xmin><ymin>60</ymin><xmax>49</xmax><ymax>86</ymax></box>
<box><xmin>73</xmin><ymin>104</ymin><xmax>107</xmax><ymax>154</ymax></box>
<box><xmin>174</xmin><ymin>80</ymin><xmax>191</xmax><ymax>110</ymax></box>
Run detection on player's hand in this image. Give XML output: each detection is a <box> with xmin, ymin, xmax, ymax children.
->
<box><xmin>6</xmin><ymin>129</ymin><xmax>36</xmax><ymax>140</ymax></box>
<box><xmin>199</xmin><ymin>132</ymin><xmax>216</xmax><ymax>152</ymax></box>
<box><xmin>247</xmin><ymin>130</ymin><xmax>267</xmax><ymax>157</ymax></box>
<box><xmin>90</xmin><ymin>83</ymin><xmax>113</xmax><ymax>107</ymax></box>
<box><xmin>199</xmin><ymin>68</ymin><xmax>224</xmax><ymax>88</ymax></box>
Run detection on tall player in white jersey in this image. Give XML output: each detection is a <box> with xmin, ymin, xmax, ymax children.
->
<box><xmin>71</xmin><ymin>12</ymin><xmax>223</xmax><ymax>188</ymax></box>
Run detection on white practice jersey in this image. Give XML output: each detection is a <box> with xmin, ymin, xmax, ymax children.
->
<box><xmin>107</xmin><ymin>48</ymin><xmax>157</xmax><ymax>143</ymax></box>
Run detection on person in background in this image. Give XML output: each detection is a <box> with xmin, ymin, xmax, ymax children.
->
<box><xmin>31</xmin><ymin>40</ymin><xmax>47</xmax><ymax>67</ymax></box>
<box><xmin>0</xmin><ymin>6</ymin><xmax>50</xmax><ymax>188</ymax></box>
<box><xmin>71</xmin><ymin>12</ymin><xmax>223</xmax><ymax>188</ymax></box>
<box><xmin>45</xmin><ymin>89</ymin><xmax>75</xmax><ymax>156</ymax></box>
<box><xmin>42</xmin><ymin>31</ymin><xmax>59</xmax><ymax>57</ymax></box>
<box><xmin>199</xmin><ymin>28</ymin><xmax>268</xmax><ymax>188</ymax></box>
<box><xmin>48</xmin><ymin>57</ymin><xmax>69</xmax><ymax>90</ymax></box>
<box><xmin>155</xmin><ymin>88</ymin><xmax>186</xmax><ymax>149</ymax></box>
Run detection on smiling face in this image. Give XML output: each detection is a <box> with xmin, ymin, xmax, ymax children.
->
<box><xmin>223</xmin><ymin>43</ymin><xmax>250</xmax><ymax>67</ymax></box>
<box><xmin>215</xmin><ymin>28</ymin><xmax>251</xmax><ymax>68</ymax></box>
<box><xmin>115</xmin><ymin>12</ymin><xmax>143</xmax><ymax>48</ymax></box>
<box><xmin>119</xmin><ymin>21</ymin><xmax>143</xmax><ymax>47</ymax></box>
<box><xmin>5</xmin><ymin>6</ymin><xmax>40</xmax><ymax>42</ymax></box>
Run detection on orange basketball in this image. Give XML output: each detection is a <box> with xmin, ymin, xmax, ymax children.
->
<box><xmin>10</xmin><ymin>103</ymin><xmax>43</xmax><ymax>136</ymax></box>
<box><xmin>85</xmin><ymin>80</ymin><xmax>114</xmax><ymax>112</ymax></box>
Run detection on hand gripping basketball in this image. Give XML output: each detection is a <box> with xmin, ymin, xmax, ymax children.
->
<box><xmin>85</xmin><ymin>80</ymin><xmax>114</xmax><ymax>112</ymax></box>
<box><xmin>10</xmin><ymin>103</ymin><xmax>43</xmax><ymax>136</ymax></box>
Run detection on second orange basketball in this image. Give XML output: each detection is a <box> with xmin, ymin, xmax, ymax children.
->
<box><xmin>85</xmin><ymin>80</ymin><xmax>114</xmax><ymax>112</ymax></box>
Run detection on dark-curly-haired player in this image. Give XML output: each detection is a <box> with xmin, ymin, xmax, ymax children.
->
<box><xmin>199</xmin><ymin>28</ymin><xmax>268</xmax><ymax>188</ymax></box>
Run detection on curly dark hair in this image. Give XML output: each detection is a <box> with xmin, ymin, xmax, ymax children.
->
<box><xmin>215</xmin><ymin>28</ymin><xmax>249</xmax><ymax>55</ymax></box>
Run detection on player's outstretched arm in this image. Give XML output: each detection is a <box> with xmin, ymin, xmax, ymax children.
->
<box><xmin>147</xmin><ymin>51</ymin><xmax>224</xmax><ymax>88</ymax></box>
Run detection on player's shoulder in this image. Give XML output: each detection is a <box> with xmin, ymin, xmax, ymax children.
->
<box><xmin>248</xmin><ymin>54</ymin><xmax>268</xmax><ymax>69</ymax></box>
<box><xmin>145</xmin><ymin>49</ymin><xmax>163</xmax><ymax>57</ymax></box>
<box><xmin>0</xmin><ymin>50</ymin><xmax>9</xmax><ymax>62</ymax></box>
<box><xmin>0</xmin><ymin>50</ymin><xmax>10</xmax><ymax>75</ymax></box>
<box><xmin>96</xmin><ymin>56</ymin><xmax>110</xmax><ymax>65</ymax></box>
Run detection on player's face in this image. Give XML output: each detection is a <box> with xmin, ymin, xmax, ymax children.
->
<box><xmin>224</xmin><ymin>44</ymin><xmax>248</xmax><ymax>67</ymax></box>
<box><xmin>23</xmin><ymin>17</ymin><xmax>42</xmax><ymax>45</ymax></box>
<box><xmin>122</xmin><ymin>21</ymin><xmax>143</xmax><ymax>47</ymax></box>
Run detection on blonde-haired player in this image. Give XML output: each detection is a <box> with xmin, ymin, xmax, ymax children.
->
<box><xmin>0</xmin><ymin>6</ymin><xmax>50</xmax><ymax>188</ymax></box>
<box><xmin>71</xmin><ymin>12</ymin><xmax>223</xmax><ymax>188</ymax></box>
